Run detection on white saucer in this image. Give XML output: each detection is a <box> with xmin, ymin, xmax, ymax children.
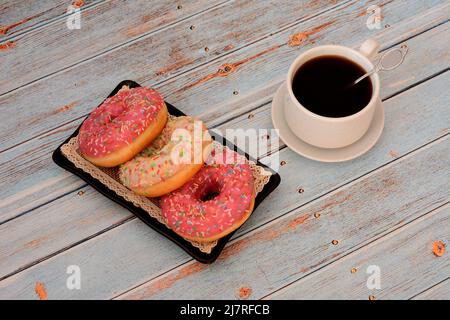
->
<box><xmin>271</xmin><ymin>83</ymin><xmax>384</xmax><ymax>162</ymax></box>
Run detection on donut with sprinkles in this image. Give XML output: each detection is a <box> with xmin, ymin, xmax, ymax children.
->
<box><xmin>119</xmin><ymin>116</ymin><xmax>212</xmax><ymax>197</ymax></box>
<box><xmin>78</xmin><ymin>86</ymin><xmax>168</xmax><ymax>167</ymax></box>
<box><xmin>160</xmin><ymin>147</ymin><xmax>255</xmax><ymax>242</ymax></box>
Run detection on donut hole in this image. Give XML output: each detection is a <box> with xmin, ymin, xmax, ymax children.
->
<box><xmin>201</xmin><ymin>190</ymin><xmax>221</xmax><ymax>202</ymax></box>
<box><xmin>199</xmin><ymin>182</ymin><xmax>222</xmax><ymax>202</ymax></box>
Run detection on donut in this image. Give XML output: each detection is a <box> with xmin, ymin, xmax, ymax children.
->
<box><xmin>160</xmin><ymin>148</ymin><xmax>255</xmax><ymax>242</ymax></box>
<box><xmin>78</xmin><ymin>86</ymin><xmax>168</xmax><ymax>167</ymax></box>
<box><xmin>119</xmin><ymin>116</ymin><xmax>212</xmax><ymax>197</ymax></box>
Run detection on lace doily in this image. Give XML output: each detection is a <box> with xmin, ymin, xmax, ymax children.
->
<box><xmin>61</xmin><ymin>136</ymin><xmax>272</xmax><ymax>254</ymax></box>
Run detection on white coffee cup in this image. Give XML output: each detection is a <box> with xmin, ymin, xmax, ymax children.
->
<box><xmin>284</xmin><ymin>39</ymin><xmax>381</xmax><ymax>149</ymax></box>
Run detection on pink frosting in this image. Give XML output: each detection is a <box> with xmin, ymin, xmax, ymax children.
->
<box><xmin>160</xmin><ymin>150</ymin><xmax>254</xmax><ymax>240</ymax></box>
<box><xmin>78</xmin><ymin>86</ymin><xmax>165</xmax><ymax>157</ymax></box>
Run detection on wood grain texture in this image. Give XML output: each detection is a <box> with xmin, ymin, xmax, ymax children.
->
<box><xmin>0</xmin><ymin>0</ymin><xmax>233</xmax><ymax>93</ymax></box>
<box><xmin>267</xmin><ymin>204</ymin><xmax>449</xmax><ymax>300</ymax></box>
<box><xmin>0</xmin><ymin>0</ymin><xmax>344</xmax><ymax>94</ymax></box>
<box><xmin>0</xmin><ymin>0</ymin><xmax>448</xmax><ymax>300</ymax></box>
<box><xmin>0</xmin><ymin>0</ymin><xmax>101</xmax><ymax>40</ymax></box>
<box><xmin>1</xmin><ymin>0</ymin><xmax>447</xmax><ymax>152</ymax></box>
<box><xmin>0</xmin><ymin>187</ymin><xmax>131</xmax><ymax>280</ymax></box>
<box><xmin>117</xmin><ymin>137</ymin><xmax>449</xmax><ymax>300</ymax></box>
<box><xmin>412</xmin><ymin>278</ymin><xmax>450</xmax><ymax>300</ymax></box>
<box><xmin>0</xmin><ymin>75</ymin><xmax>448</xmax><ymax>297</ymax></box>
<box><xmin>1</xmin><ymin>6</ymin><xmax>448</xmax><ymax>225</ymax></box>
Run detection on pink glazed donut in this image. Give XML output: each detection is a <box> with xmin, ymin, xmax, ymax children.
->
<box><xmin>78</xmin><ymin>86</ymin><xmax>168</xmax><ymax>167</ymax></box>
<box><xmin>160</xmin><ymin>148</ymin><xmax>255</xmax><ymax>242</ymax></box>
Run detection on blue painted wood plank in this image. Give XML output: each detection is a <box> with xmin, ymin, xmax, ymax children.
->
<box><xmin>267</xmin><ymin>204</ymin><xmax>449</xmax><ymax>299</ymax></box>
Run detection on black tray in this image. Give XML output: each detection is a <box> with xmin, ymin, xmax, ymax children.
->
<box><xmin>52</xmin><ymin>80</ymin><xmax>281</xmax><ymax>263</ymax></box>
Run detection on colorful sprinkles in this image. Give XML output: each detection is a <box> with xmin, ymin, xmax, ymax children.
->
<box><xmin>119</xmin><ymin>116</ymin><xmax>210</xmax><ymax>188</ymax></box>
<box><xmin>78</xmin><ymin>86</ymin><xmax>165</xmax><ymax>157</ymax></box>
<box><xmin>160</xmin><ymin>148</ymin><xmax>254</xmax><ymax>240</ymax></box>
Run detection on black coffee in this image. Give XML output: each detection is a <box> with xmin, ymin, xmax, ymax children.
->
<box><xmin>292</xmin><ymin>55</ymin><xmax>373</xmax><ymax>118</ymax></box>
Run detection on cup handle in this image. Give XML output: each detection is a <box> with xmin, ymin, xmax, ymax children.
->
<box><xmin>359</xmin><ymin>38</ymin><xmax>380</xmax><ymax>60</ymax></box>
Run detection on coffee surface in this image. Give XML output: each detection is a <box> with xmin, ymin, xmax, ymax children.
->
<box><xmin>292</xmin><ymin>55</ymin><xmax>373</xmax><ymax>118</ymax></box>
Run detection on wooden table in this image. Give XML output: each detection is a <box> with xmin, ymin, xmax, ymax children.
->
<box><xmin>0</xmin><ymin>0</ymin><xmax>449</xmax><ymax>300</ymax></box>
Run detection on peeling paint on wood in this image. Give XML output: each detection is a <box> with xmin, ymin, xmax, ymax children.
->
<box><xmin>223</xmin><ymin>44</ymin><xmax>235</xmax><ymax>51</ymax></box>
<box><xmin>180</xmin><ymin>45</ymin><xmax>283</xmax><ymax>91</ymax></box>
<box><xmin>432</xmin><ymin>240</ymin><xmax>445</xmax><ymax>257</ymax></box>
<box><xmin>0</xmin><ymin>0</ymin><xmax>100</xmax><ymax>37</ymax></box>
<box><xmin>72</xmin><ymin>0</ymin><xmax>85</xmax><ymax>8</ymax></box>
<box><xmin>0</xmin><ymin>0</ymin><xmax>345</xmax><ymax>96</ymax></box>
<box><xmin>288</xmin><ymin>21</ymin><xmax>335</xmax><ymax>47</ymax></box>
<box><xmin>56</xmin><ymin>103</ymin><xmax>75</xmax><ymax>114</ymax></box>
<box><xmin>238</xmin><ymin>286</ymin><xmax>252</xmax><ymax>299</ymax></box>
<box><xmin>154</xmin><ymin>47</ymin><xmax>194</xmax><ymax>77</ymax></box>
<box><xmin>125</xmin><ymin>262</ymin><xmax>207</xmax><ymax>299</ymax></box>
<box><xmin>0</xmin><ymin>15</ymin><xmax>40</xmax><ymax>36</ymax></box>
<box><xmin>389</xmin><ymin>150</ymin><xmax>399</xmax><ymax>158</ymax></box>
<box><xmin>0</xmin><ymin>40</ymin><xmax>16</xmax><ymax>51</ymax></box>
<box><xmin>34</xmin><ymin>282</ymin><xmax>47</xmax><ymax>300</ymax></box>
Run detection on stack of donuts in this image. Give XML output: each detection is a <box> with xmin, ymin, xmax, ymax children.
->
<box><xmin>78</xmin><ymin>86</ymin><xmax>255</xmax><ymax>242</ymax></box>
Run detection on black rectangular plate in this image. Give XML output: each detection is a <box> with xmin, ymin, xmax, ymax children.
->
<box><xmin>52</xmin><ymin>80</ymin><xmax>281</xmax><ymax>263</ymax></box>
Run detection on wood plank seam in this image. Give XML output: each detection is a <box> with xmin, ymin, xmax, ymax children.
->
<box><xmin>383</xmin><ymin>67</ymin><xmax>450</xmax><ymax>101</ymax></box>
<box><xmin>0</xmin><ymin>184</ymin><xmax>86</xmax><ymax>227</ymax></box>
<box><xmin>197</xmin><ymin>11</ymin><xmax>450</xmax><ymax>127</ymax></box>
<box><xmin>268</xmin><ymin>205</ymin><xmax>450</xmax><ymax>299</ymax></box>
<box><xmin>0</xmin><ymin>214</ymin><xmax>135</xmax><ymax>282</ymax></box>
<box><xmin>244</xmin><ymin>134</ymin><xmax>450</xmax><ymax>238</ymax></box>
<box><xmin>221</xmin><ymin>63</ymin><xmax>449</xmax><ymax>160</ymax></box>
<box><xmin>262</xmin><ymin>202</ymin><xmax>450</xmax><ymax>299</ymax></box>
<box><xmin>410</xmin><ymin>278</ymin><xmax>450</xmax><ymax>299</ymax></box>
<box><xmin>0</xmin><ymin>0</ymin><xmax>363</xmax><ymax>156</ymax></box>
<box><xmin>0</xmin><ymin>1</ymin><xmax>448</xmax><ymax>300</ymax></box>
<box><xmin>409</xmin><ymin>277</ymin><xmax>450</xmax><ymax>299</ymax></box>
